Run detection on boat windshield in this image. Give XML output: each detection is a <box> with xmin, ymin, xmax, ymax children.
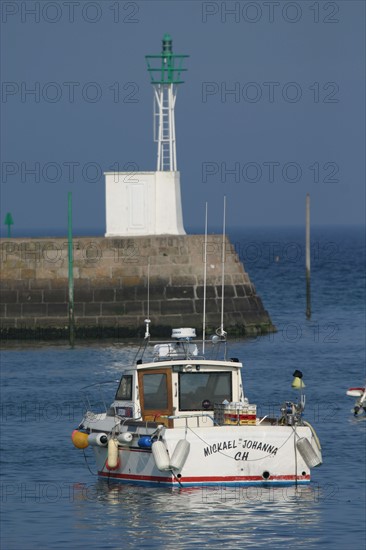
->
<box><xmin>178</xmin><ymin>372</ymin><xmax>232</xmax><ymax>411</ymax></box>
<box><xmin>115</xmin><ymin>375</ymin><xmax>133</xmax><ymax>400</ymax></box>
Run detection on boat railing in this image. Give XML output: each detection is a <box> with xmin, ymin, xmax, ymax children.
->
<box><xmin>164</xmin><ymin>412</ymin><xmax>216</xmax><ymax>428</ymax></box>
<box><xmin>79</xmin><ymin>380</ymin><xmax>119</xmax><ymax>415</ymax></box>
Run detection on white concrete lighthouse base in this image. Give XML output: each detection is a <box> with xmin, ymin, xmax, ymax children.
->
<box><xmin>105</xmin><ymin>171</ymin><xmax>186</xmax><ymax>237</ymax></box>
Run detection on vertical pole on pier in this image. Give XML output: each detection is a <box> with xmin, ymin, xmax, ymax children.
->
<box><xmin>305</xmin><ymin>194</ymin><xmax>311</xmax><ymax>319</ymax></box>
<box><xmin>68</xmin><ymin>192</ymin><xmax>75</xmax><ymax>347</ymax></box>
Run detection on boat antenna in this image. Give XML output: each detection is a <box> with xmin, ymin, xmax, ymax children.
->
<box><xmin>202</xmin><ymin>202</ymin><xmax>208</xmax><ymax>355</ymax></box>
<box><xmin>144</xmin><ymin>259</ymin><xmax>151</xmax><ymax>340</ymax></box>
<box><xmin>218</xmin><ymin>195</ymin><xmax>227</xmax><ymax>339</ymax></box>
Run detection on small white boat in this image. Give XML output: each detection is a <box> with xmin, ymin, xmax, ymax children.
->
<box><xmin>346</xmin><ymin>386</ymin><xmax>366</xmax><ymax>416</ymax></box>
<box><xmin>72</xmin><ymin>324</ymin><xmax>322</xmax><ymax>487</ymax></box>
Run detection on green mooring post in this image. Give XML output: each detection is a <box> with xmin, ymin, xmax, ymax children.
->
<box><xmin>4</xmin><ymin>212</ymin><xmax>14</xmax><ymax>238</ymax></box>
<box><xmin>68</xmin><ymin>192</ymin><xmax>75</xmax><ymax>347</ymax></box>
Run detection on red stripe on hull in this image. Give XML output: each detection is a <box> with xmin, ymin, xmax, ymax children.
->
<box><xmin>98</xmin><ymin>472</ymin><xmax>310</xmax><ymax>483</ymax></box>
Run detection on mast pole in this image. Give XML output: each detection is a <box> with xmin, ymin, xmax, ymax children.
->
<box><xmin>306</xmin><ymin>194</ymin><xmax>311</xmax><ymax>319</ymax></box>
<box><xmin>220</xmin><ymin>196</ymin><xmax>226</xmax><ymax>337</ymax></box>
<box><xmin>202</xmin><ymin>202</ymin><xmax>208</xmax><ymax>354</ymax></box>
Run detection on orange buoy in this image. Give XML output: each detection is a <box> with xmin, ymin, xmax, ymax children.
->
<box><xmin>71</xmin><ymin>429</ymin><xmax>89</xmax><ymax>449</ymax></box>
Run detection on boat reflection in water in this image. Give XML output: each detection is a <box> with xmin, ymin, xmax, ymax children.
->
<box><xmin>71</xmin><ymin>480</ymin><xmax>323</xmax><ymax>547</ymax></box>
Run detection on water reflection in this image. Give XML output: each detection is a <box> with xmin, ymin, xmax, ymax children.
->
<box><xmin>71</xmin><ymin>481</ymin><xmax>322</xmax><ymax>548</ymax></box>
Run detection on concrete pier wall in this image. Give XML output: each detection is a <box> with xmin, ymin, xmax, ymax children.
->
<box><xmin>0</xmin><ymin>235</ymin><xmax>273</xmax><ymax>339</ymax></box>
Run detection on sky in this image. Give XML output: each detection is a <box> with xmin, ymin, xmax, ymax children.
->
<box><xmin>1</xmin><ymin>0</ymin><xmax>365</xmax><ymax>236</ymax></box>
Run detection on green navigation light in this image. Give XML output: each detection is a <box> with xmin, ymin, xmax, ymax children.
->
<box><xmin>146</xmin><ymin>34</ymin><xmax>189</xmax><ymax>85</ymax></box>
<box><xmin>4</xmin><ymin>212</ymin><xmax>14</xmax><ymax>238</ymax></box>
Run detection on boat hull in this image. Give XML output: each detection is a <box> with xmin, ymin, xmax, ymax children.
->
<box><xmin>91</xmin><ymin>425</ymin><xmax>316</xmax><ymax>487</ymax></box>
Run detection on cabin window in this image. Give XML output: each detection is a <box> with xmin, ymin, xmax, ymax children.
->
<box><xmin>115</xmin><ymin>375</ymin><xmax>133</xmax><ymax>401</ymax></box>
<box><xmin>178</xmin><ymin>372</ymin><xmax>232</xmax><ymax>411</ymax></box>
<box><xmin>142</xmin><ymin>373</ymin><xmax>168</xmax><ymax>409</ymax></box>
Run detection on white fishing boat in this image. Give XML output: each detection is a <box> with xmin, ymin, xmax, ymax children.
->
<box><xmin>346</xmin><ymin>386</ymin><xmax>366</xmax><ymax>416</ymax></box>
<box><xmin>72</xmin><ymin>322</ymin><xmax>322</xmax><ymax>487</ymax></box>
<box><xmin>72</xmin><ymin>200</ymin><xmax>322</xmax><ymax>487</ymax></box>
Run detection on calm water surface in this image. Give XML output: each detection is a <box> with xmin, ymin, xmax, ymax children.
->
<box><xmin>1</xmin><ymin>227</ymin><xmax>365</xmax><ymax>549</ymax></box>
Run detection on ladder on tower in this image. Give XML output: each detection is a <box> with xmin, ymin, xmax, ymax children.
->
<box><xmin>154</xmin><ymin>85</ymin><xmax>175</xmax><ymax>171</ymax></box>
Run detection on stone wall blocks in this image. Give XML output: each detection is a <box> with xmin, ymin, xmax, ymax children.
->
<box><xmin>97</xmin><ymin>316</ymin><xmax>118</xmax><ymax>327</ymax></box>
<box><xmin>135</xmin><ymin>285</ymin><xmax>164</xmax><ymax>300</ymax></box>
<box><xmin>121</xmin><ymin>276</ymin><xmax>141</xmax><ymax>287</ymax></box>
<box><xmin>5</xmin><ymin>304</ymin><xmax>22</xmax><ymax>317</ymax></box>
<box><xmin>20</xmin><ymin>269</ymin><xmax>36</xmax><ymax>279</ymax></box>
<box><xmin>143</xmin><ymin>255</ymin><xmax>172</xmax><ymax>266</ymax></box>
<box><xmin>73</xmin><ymin>279</ymin><xmax>91</xmax><ymax>290</ymax></box>
<box><xmin>102</xmin><ymin>302</ymin><xmax>126</xmax><ymax>315</ymax></box>
<box><xmin>244</xmin><ymin>284</ymin><xmax>255</xmax><ymax>296</ymax></box>
<box><xmin>125</xmin><ymin>302</ymin><xmax>143</xmax><ymax>315</ymax></box>
<box><xmin>111</xmin><ymin>266</ymin><xmax>143</xmax><ymax>278</ymax></box>
<box><xmin>47</xmin><ymin>303</ymin><xmax>68</xmax><ymax>317</ymax></box>
<box><xmin>166</xmin><ymin>287</ymin><xmax>194</xmax><ymax>300</ymax></box>
<box><xmin>74</xmin><ymin>289</ymin><xmax>94</xmax><ymax>302</ymax></box>
<box><xmin>0</xmin><ymin>235</ymin><xmax>272</xmax><ymax>339</ymax></box>
<box><xmin>0</xmin><ymin>279</ymin><xmax>28</xmax><ymax>290</ymax></box>
<box><xmin>33</xmin><ymin>317</ymin><xmax>68</xmax><ymax>328</ymax></box>
<box><xmin>43</xmin><ymin>290</ymin><xmax>66</xmax><ymax>303</ymax></box>
<box><xmin>116</xmin><ymin>288</ymin><xmax>136</xmax><ymax>301</ymax></box>
<box><xmin>172</xmin><ymin>276</ymin><xmax>197</xmax><ymax>286</ymax></box>
<box><xmin>172</xmin><ymin>256</ymin><xmax>190</xmax><ymax>265</ymax></box>
<box><xmin>0</xmin><ymin>290</ymin><xmax>18</xmax><ymax>304</ymax></box>
<box><xmin>233</xmin><ymin>297</ymin><xmax>251</xmax><ymax>312</ymax></box>
<box><xmin>195</xmin><ymin>286</ymin><xmax>216</xmax><ymax>299</ymax></box>
<box><xmin>161</xmin><ymin>300</ymin><xmax>194</xmax><ymax>315</ymax></box>
<box><xmin>29</xmin><ymin>279</ymin><xmax>51</xmax><ymax>290</ymax></box>
<box><xmin>0</xmin><ymin>259</ymin><xmax>23</xmax><ymax>269</ymax></box>
<box><xmin>40</xmin><ymin>268</ymin><xmax>68</xmax><ymax>279</ymax></box>
<box><xmin>85</xmin><ymin>303</ymin><xmax>101</xmax><ymax>316</ymax></box>
<box><xmin>247</xmin><ymin>297</ymin><xmax>259</xmax><ymax>310</ymax></box>
<box><xmin>18</xmin><ymin>290</ymin><xmax>43</xmax><ymax>303</ymax></box>
<box><xmin>231</xmin><ymin>274</ymin><xmax>247</xmax><ymax>285</ymax></box>
<box><xmin>235</xmin><ymin>285</ymin><xmax>246</xmax><ymax>297</ymax></box>
<box><xmin>74</xmin><ymin>303</ymin><xmax>85</xmax><ymax>316</ymax></box>
<box><xmin>94</xmin><ymin>289</ymin><xmax>115</xmax><ymax>302</ymax></box>
<box><xmin>76</xmin><ymin>316</ymin><xmax>99</xmax><ymax>327</ymax></box>
<box><xmin>196</xmin><ymin>274</ymin><xmax>223</xmax><ymax>286</ymax></box>
<box><xmin>216</xmin><ymin>285</ymin><xmax>236</xmax><ymax>298</ymax></box>
<box><xmin>22</xmin><ymin>303</ymin><xmax>48</xmax><ymax>317</ymax></box>
<box><xmin>90</xmin><ymin>278</ymin><xmax>118</xmax><ymax>288</ymax></box>
<box><xmin>0</xmin><ymin>269</ymin><xmax>21</xmax><ymax>280</ymax></box>
<box><xmin>142</xmin><ymin>300</ymin><xmax>161</xmax><ymax>314</ymax></box>
<box><xmin>195</xmin><ymin>299</ymin><xmax>219</xmax><ymax>314</ymax></box>
<box><xmin>50</xmin><ymin>279</ymin><xmax>68</xmax><ymax>289</ymax></box>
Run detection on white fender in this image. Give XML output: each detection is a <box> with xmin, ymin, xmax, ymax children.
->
<box><xmin>88</xmin><ymin>432</ymin><xmax>108</xmax><ymax>447</ymax></box>
<box><xmin>296</xmin><ymin>437</ymin><xmax>322</xmax><ymax>468</ymax></box>
<box><xmin>117</xmin><ymin>432</ymin><xmax>133</xmax><ymax>445</ymax></box>
<box><xmin>107</xmin><ymin>439</ymin><xmax>119</xmax><ymax>470</ymax></box>
<box><xmin>170</xmin><ymin>439</ymin><xmax>190</xmax><ymax>471</ymax></box>
<box><xmin>152</xmin><ymin>440</ymin><xmax>171</xmax><ymax>471</ymax></box>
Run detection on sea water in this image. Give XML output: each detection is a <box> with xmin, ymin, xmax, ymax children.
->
<box><xmin>1</xmin><ymin>226</ymin><xmax>365</xmax><ymax>549</ymax></box>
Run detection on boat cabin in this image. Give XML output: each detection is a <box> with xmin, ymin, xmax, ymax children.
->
<box><xmin>111</xmin><ymin>359</ymin><xmax>245</xmax><ymax>428</ymax></box>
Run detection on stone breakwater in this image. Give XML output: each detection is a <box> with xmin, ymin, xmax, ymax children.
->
<box><xmin>0</xmin><ymin>235</ymin><xmax>274</xmax><ymax>340</ymax></box>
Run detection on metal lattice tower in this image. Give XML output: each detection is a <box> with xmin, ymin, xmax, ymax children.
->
<box><xmin>146</xmin><ymin>35</ymin><xmax>189</xmax><ymax>171</ymax></box>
